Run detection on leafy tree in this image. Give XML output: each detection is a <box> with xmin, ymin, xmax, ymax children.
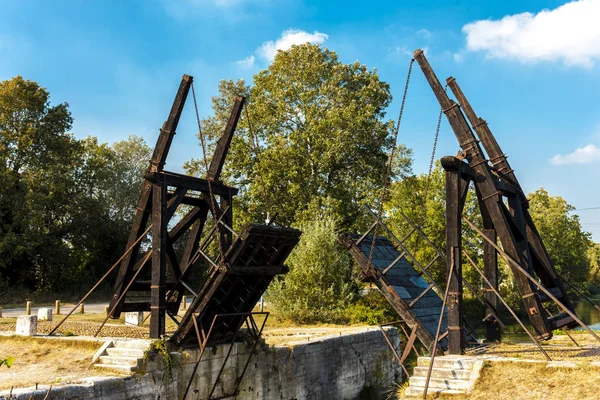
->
<box><xmin>0</xmin><ymin>76</ymin><xmax>79</xmax><ymax>288</ymax></box>
<box><xmin>0</xmin><ymin>77</ymin><xmax>152</xmax><ymax>291</ymax></box>
<box><xmin>267</xmin><ymin>214</ymin><xmax>357</xmax><ymax>323</ymax></box>
<box><xmin>528</xmin><ymin>188</ymin><xmax>591</xmax><ymax>286</ymax></box>
<box><xmin>107</xmin><ymin>135</ymin><xmax>153</xmax><ymax>223</ymax></box>
<box><xmin>587</xmin><ymin>242</ymin><xmax>600</xmax><ymax>290</ymax></box>
<box><xmin>185</xmin><ymin>44</ymin><xmax>412</xmax><ymax>230</ymax></box>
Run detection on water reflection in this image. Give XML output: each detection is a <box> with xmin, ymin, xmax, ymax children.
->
<box><xmin>574</xmin><ymin>298</ymin><xmax>600</xmax><ymax>330</ymax></box>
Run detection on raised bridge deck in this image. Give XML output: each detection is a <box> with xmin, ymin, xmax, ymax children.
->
<box><xmin>340</xmin><ymin>234</ymin><xmax>448</xmax><ymax>352</ymax></box>
<box><xmin>172</xmin><ymin>224</ymin><xmax>301</xmax><ymax>348</ymax></box>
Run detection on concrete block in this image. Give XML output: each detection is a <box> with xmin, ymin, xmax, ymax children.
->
<box><xmin>125</xmin><ymin>312</ymin><xmax>144</xmax><ymax>326</ymax></box>
<box><xmin>37</xmin><ymin>307</ymin><xmax>53</xmax><ymax>321</ymax></box>
<box><xmin>16</xmin><ymin>315</ymin><xmax>37</xmax><ymax>336</ymax></box>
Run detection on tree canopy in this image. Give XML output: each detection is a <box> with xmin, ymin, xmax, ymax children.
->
<box><xmin>0</xmin><ymin>76</ymin><xmax>151</xmax><ymax>292</ymax></box>
<box><xmin>185</xmin><ymin>43</ymin><xmax>412</xmax><ymax>230</ymax></box>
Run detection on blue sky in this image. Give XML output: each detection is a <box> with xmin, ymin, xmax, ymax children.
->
<box><xmin>1</xmin><ymin>0</ymin><xmax>600</xmax><ymax>239</ymax></box>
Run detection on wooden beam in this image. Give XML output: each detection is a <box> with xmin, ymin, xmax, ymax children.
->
<box><xmin>150</xmin><ymin>182</ymin><xmax>168</xmax><ymax>338</ymax></box>
<box><xmin>413</xmin><ymin>49</ymin><xmax>551</xmax><ymax>338</ymax></box>
<box><xmin>476</xmin><ymin>186</ymin><xmax>502</xmax><ymax>342</ymax></box>
<box><xmin>442</xmin><ymin>163</ymin><xmax>467</xmax><ymax>354</ymax></box>
<box><xmin>110</xmin><ymin>74</ymin><xmax>193</xmax><ymax>317</ymax></box>
<box><xmin>146</xmin><ymin>171</ymin><xmax>239</xmax><ymax>196</ymax></box>
<box><xmin>207</xmin><ymin>96</ymin><xmax>245</xmax><ymax>181</ymax></box>
<box><xmin>447</xmin><ymin>77</ymin><xmax>572</xmax><ymax>311</ymax></box>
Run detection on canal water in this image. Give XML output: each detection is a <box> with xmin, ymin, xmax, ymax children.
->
<box><xmin>574</xmin><ymin>297</ymin><xmax>600</xmax><ymax>330</ymax></box>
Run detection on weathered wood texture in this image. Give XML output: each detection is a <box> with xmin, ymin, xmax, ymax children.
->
<box><xmin>414</xmin><ymin>49</ymin><xmax>555</xmax><ymax>338</ymax></box>
<box><xmin>446</xmin><ymin>77</ymin><xmax>573</xmax><ymax>313</ymax></box>
<box><xmin>443</xmin><ymin>164</ymin><xmax>468</xmax><ymax>354</ymax></box>
<box><xmin>106</xmin><ymin>85</ymin><xmax>253</xmax><ymax>340</ymax></box>
<box><xmin>172</xmin><ymin>224</ymin><xmax>301</xmax><ymax>348</ymax></box>
<box><xmin>339</xmin><ymin>234</ymin><xmax>448</xmax><ymax>352</ymax></box>
<box><xmin>110</xmin><ymin>75</ymin><xmax>192</xmax><ymax>317</ymax></box>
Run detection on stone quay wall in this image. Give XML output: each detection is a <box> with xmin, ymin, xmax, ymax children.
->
<box><xmin>1</xmin><ymin>328</ymin><xmax>401</xmax><ymax>400</ymax></box>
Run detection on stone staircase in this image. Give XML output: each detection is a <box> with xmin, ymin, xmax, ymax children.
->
<box><xmin>92</xmin><ymin>339</ymin><xmax>150</xmax><ymax>373</ymax></box>
<box><xmin>404</xmin><ymin>356</ymin><xmax>483</xmax><ymax>397</ymax></box>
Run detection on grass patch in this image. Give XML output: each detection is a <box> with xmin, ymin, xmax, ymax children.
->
<box><xmin>414</xmin><ymin>361</ymin><xmax>600</xmax><ymax>400</ymax></box>
<box><xmin>0</xmin><ymin>335</ymin><xmax>120</xmax><ymax>390</ymax></box>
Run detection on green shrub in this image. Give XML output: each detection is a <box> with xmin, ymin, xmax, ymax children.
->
<box><xmin>346</xmin><ymin>291</ymin><xmax>396</xmax><ymax>325</ymax></box>
<box><xmin>267</xmin><ymin>214</ymin><xmax>357</xmax><ymax>323</ymax></box>
<box><xmin>0</xmin><ymin>356</ymin><xmax>14</xmax><ymax>368</ymax></box>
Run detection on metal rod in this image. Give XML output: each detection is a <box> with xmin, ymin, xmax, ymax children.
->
<box><xmin>463</xmin><ymin>215</ymin><xmax>600</xmax><ymax>343</ymax></box>
<box><xmin>562</xmin><ymin>327</ymin><xmax>580</xmax><ymax>347</ymax></box>
<box><xmin>378</xmin><ymin>324</ymin><xmax>408</xmax><ymax>377</ymax></box>
<box><xmin>400</xmin><ymin>208</ymin><xmax>502</xmax><ymax>324</ymax></box>
<box><xmin>365</xmin><ymin>207</ymin><xmax>486</xmax><ymax>338</ymax></box>
<box><xmin>464</xmin><ymin>252</ymin><xmax>551</xmax><ymax>361</ymax></box>
<box><xmin>231</xmin><ymin>313</ymin><xmax>269</xmax><ymax>396</ymax></box>
<box><xmin>48</xmin><ymin>225</ymin><xmax>152</xmax><ymax>336</ymax></box>
<box><xmin>182</xmin><ymin>315</ymin><xmax>211</xmax><ymax>400</ymax></box>
<box><xmin>94</xmin><ymin>251</ymin><xmax>152</xmax><ymax>337</ymax></box>
<box><xmin>208</xmin><ymin>322</ymin><xmax>243</xmax><ymax>399</ymax></box>
<box><xmin>423</xmin><ymin>261</ymin><xmax>454</xmax><ymax>399</ymax></box>
<box><xmin>557</xmin><ymin>272</ymin><xmax>600</xmax><ymax>313</ymax></box>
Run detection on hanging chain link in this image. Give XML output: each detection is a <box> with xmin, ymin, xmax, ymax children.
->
<box><xmin>191</xmin><ymin>82</ymin><xmax>225</xmax><ymax>262</ymax></box>
<box><xmin>366</xmin><ymin>58</ymin><xmax>415</xmax><ymax>274</ymax></box>
<box><xmin>418</xmin><ymin>83</ymin><xmax>447</xmax><ymax>228</ymax></box>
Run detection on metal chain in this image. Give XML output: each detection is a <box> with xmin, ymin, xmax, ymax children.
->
<box><xmin>418</xmin><ymin>84</ymin><xmax>447</xmax><ymax>228</ymax></box>
<box><xmin>366</xmin><ymin>59</ymin><xmax>415</xmax><ymax>273</ymax></box>
<box><xmin>191</xmin><ymin>82</ymin><xmax>225</xmax><ymax>263</ymax></box>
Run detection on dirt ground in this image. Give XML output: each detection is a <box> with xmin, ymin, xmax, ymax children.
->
<box><xmin>0</xmin><ymin>336</ymin><xmax>122</xmax><ymax>391</ymax></box>
<box><xmin>467</xmin><ymin>332</ymin><xmax>600</xmax><ymax>362</ymax></box>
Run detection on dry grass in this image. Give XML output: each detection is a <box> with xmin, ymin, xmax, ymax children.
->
<box><xmin>406</xmin><ymin>361</ymin><xmax>600</xmax><ymax>400</ymax></box>
<box><xmin>470</xmin><ymin>333</ymin><xmax>600</xmax><ymax>362</ymax></box>
<box><xmin>0</xmin><ymin>336</ymin><xmax>122</xmax><ymax>390</ymax></box>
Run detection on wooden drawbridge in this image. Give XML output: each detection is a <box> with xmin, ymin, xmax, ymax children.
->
<box><xmin>340</xmin><ymin>233</ymin><xmax>449</xmax><ymax>352</ymax></box>
<box><xmin>340</xmin><ymin>211</ymin><xmax>481</xmax><ymax>353</ymax></box>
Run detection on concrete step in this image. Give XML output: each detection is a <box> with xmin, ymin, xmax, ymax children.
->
<box><xmin>412</xmin><ymin>366</ymin><xmax>471</xmax><ymax>380</ymax></box>
<box><xmin>112</xmin><ymin>339</ymin><xmax>151</xmax><ymax>350</ymax></box>
<box><xmin>409</xmin><ymin>376</ymin><xmax>470</xmax><ymax>391</ymax></box>
<box><xmin>105</xmin><ymin>347</ymin><xmax>146</xmax><ymax>358</ymax></box>
<box><xmin>93</xmin><ymin>363</ymin><xmax>136</xmax><ymax>374</ymax></box>
<box><xmin>404</xmin><ymin>386</ymin><xmax>465</xmax><ymax>397</ymax></box>
<box><xmin>416</xmin><ymin>356</ymin><xmax>477</xmax><ymax>370</ymax></box>
<box><xmin>97</xmin><ymin>356</ymin><xmax>141</xmax><ymax>367</ymax></box>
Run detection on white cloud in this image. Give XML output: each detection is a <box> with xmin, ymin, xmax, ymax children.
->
<box><xmin>234</xmin><ymin>55</ymin><xmax>255</xmax><ymax>68</ymax></box>
<box><xmin>551</xmin><ymin>144</ymin><xmax>600</xmax><ymax>165</ymax></box>
<box><xmin>394</xmin><ymin>46</ymin><xmax>428</xmax><ymax>59</ymax></box>
<box><xmin>462</xmin><ymin>0</ymin><xmax>600</xmax><ymax>67</ymax></box>
<box><xmin>416</xmin><ymin>29</ymin><xmax>432</xmax><ymax>39</ymax></box>
<box><xmin>257</xmin><ymin>29</ymin><xmax>328</xmax><ymax>62</ymax></box>
<box><xmin>453</xmin><ymin>51</ymin><xmax>464</xmax><ymax>63</ymax></box>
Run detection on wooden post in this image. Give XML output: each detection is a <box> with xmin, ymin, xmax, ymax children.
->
<box><xmin>55</xmin><ymin>300</ymin><xmax>60</xmax><ymax>315</ymax></box>
<box><xmin>80</xmin><ymin>303</ymin><xmax>84</xmax><ymax>314</ymax></box>
<box><xmin>477</xmin><ymin>190</ymin><xmax>501</xmax><ymax>342</ymax></box>
<box><xmin>25</xmin><ymin>301</ymin><xmax>31</xmax><ymax>315</ymax></box>
<box><xmin>442</xmin><ymin>158</ymin><xmax>466</xmax><ymax>354</ymax></box>
<box><xmin>182</xmin><ymin>295</ymin><xmax>187</xmax><ymax>311</ymax></box>
<box><xmin>150</xmin><ymin>180</ymin><xmax>167</xmax><ymax>338</ymax></box>
<box><xmin>110</xmin><ymin>75</ymin><xmax>192</xmax><ymax>318</ymax></box>
<box><xmin>413</xmin><ymin>50</ymin><xmax>551</xmax><ymax>338</ymax></box>
<box><xmin>447</xmin><ymin>76</ymin><xmax>573</xmax><ymax>312</ymax></box>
